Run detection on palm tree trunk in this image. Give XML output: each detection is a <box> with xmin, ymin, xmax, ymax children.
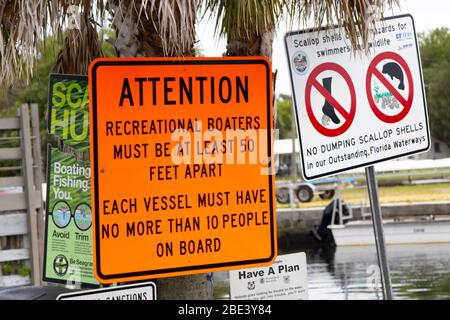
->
<box><xmin>110</xmin><ymin>0</ymin><xmax>212</xmax><ymax>300</ymax></box>
<box><xmin>111</xmin><ymin>1</ymin><xmax>195</xmax><ymax>57</ymax></box>
<box><xmin>225</xmin><ymin>29</ymin><xmax>277</xmax><ymax>116</ymax></box>
<box><xmin>157</xmin><ymin>274</ymin><xmax>212</xmax><ymax>300</ymax></box>
<box><xmin>225</xmin><ymin>31</ymin><xmax>274</xmax><ymax>59</ymax></box>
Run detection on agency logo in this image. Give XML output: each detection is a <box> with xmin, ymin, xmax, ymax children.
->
<box><xmin>397</xmin><ymin>43</ymin><xmax>413</xmax><ymax>51</ymax></box>
<box><xmin>292</xmin><ymin>51</ymin><xmax>309</xmax><ymax>75</ymax></box>
<box><xmin>53</xmin><ymin>254</ymin><xmax>69</xmax><ymax>277</ymax></box>
<box><xmin>396</xmin><ymin>31</ymin><xmax>413</xmax><ymax>42</ymax></box>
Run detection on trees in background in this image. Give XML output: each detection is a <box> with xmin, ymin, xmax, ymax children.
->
<box><xmin>276</xmin><ymin>95</ymin><xmax>294</xmax><ymax>139</ymax></box>
<box><xmin>419</xmin><ymin>28</ymin><xmax>450</xmax><ymax>146</ymax></box>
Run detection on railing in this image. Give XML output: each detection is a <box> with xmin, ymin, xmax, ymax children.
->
<box><xmin>0</xmin><ymin>104</ymin><xmax>43</xmax><ymax>287</ymax></box>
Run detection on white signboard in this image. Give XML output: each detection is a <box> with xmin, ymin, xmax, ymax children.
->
<box><xmin>229</xmin><ymin>252</ymin><xmax>308</xmax><ymax>300</ymax></box>
<box><xmin>285</xmin><ymin>14</ymin><xmax>430</xmax><ymax>180</ymax></box>
<box><xmin>56</xmin><ymin>282</ymin><xmax>156</xmax><ymax>300</ymax></box>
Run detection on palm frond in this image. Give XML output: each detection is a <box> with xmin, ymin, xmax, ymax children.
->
<box><xmin>152</xmin><ymin>0</ymin><xmax>198</xmax><ymax>56</ymax></box>
<box><xmin>0</xmin><ymin>0</ymin><xmax>46</xmax><ymax>86</ymax></box>
<box><xmin>52</xmin><ymin>12</ymin><xmax>104</xmax><ymax>75</ymax></box>
<box><xmin>0</xmin><ymin>0</ymin><xmax>201</xmax><ymax>86</ymax></box>
<box><xmin>204</xmin><ymin>0</ymin><xmax>286</xmax><ymax>41</ymax></box>
<box><xmin>290</xmin><ymin>0</ymin><xmax>400</xmax><ymax>50</ymax></box>
<box><xmin>204</xmin><ymin>0</ymin><xmax>400</xmax><ymax>51</ymax></box>
<box><xmin>0</xmin><ymin>0</ymin><xmax>108</xmax><ymax>85</ymax></box>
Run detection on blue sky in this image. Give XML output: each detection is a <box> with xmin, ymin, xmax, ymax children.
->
<box><xmin>197</xmin><ymin>0</ymin><xmax>450</xmax><ymax>95</ymax></box>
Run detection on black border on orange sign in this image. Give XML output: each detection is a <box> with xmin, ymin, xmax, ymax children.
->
<box><xmin>284</xmin><ymin>14</ymin><xmax>431</xmax><ymax>181</ymax></box>
<box><xmin>89</xmin><ymin>58</ymin><xmax>276</xmax><ymax>282</ymax></box>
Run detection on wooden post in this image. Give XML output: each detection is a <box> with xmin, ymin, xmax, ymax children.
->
<box><xmin>30</xmin><ymin>103</ymin><xmax>45</xmax><ymax>284</ymax></box>
<box><xmin>19</xmin><ymin>104</ymin><xmax>41</xmax><ymax>286</ymax></box>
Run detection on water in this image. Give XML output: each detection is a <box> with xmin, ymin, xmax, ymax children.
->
<box><xmin>213</xmin><ymin>244</ymin><xmax>450</xmax><ymax>300</ymax></box>
<box><xmin>306</xmin><ymin>244</ymin><xmax>450</xmax><ymax>300</ymax></box>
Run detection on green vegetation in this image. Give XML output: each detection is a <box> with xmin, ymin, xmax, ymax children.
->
<box><xmin>1</xmin><ymin>261</ymin><xmax>30</xmax><ymax>277</ymax></box>
<box><xmin>276</xmin><ymin>95</ymin><xmax>294</xmax><ymax>139</ymax></box>
<box><xmin>419</xmin><ymin>28</ymin><xmax>450</xmax><ymax>145</ymax></box>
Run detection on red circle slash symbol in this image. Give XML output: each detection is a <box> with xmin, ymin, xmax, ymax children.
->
<box><xmin>305</xmin><ymin>63</ymin><xmax>356</xmax><ymax>137</ymax></box>
<box><xmin>366</xmin><ymin>51</ymin><xmax>414</xmax><ymax>123</ymax></box>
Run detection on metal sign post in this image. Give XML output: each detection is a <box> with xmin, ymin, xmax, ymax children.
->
<box><xmin>365</xmin><ymin>165</ymin><xmax>393</xmax><ymax>300</ymax></box>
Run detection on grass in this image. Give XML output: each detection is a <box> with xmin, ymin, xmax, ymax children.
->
<box><xmin>281</xmin><ymin>183</ymin><xmax>450</xmax><ymax>209</ymax></box>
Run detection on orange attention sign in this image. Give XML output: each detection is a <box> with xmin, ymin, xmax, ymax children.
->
<box><xmin>89</xmin><ymin>57</ymin><xmax>276</xmax><ymax>283</ymax></box>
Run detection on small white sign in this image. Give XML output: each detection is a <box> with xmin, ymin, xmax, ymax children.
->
<box><xmin>285</xmin><ymin>14</ymin><xmax>430</xmax><ymax>180</ymax></box>
<box><xmin>229</xmin><ymin>252</ymin><xmax>308</xmax><ymax>300</ymax></box>
<box><xmin>56</xmin><ymin>282</ymin><xmax>156</xmax><ymax>300</ymax></box>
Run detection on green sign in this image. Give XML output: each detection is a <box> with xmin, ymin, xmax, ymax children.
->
<box><xmin>44</xmin><ymin>74</ymin><xmax>99</xmax><ymax>287</ymax></box>
<box><xmin>43</xmin><ymin>147</ymin><xmax>98</xmax><ymax>286</ymax></box>
<box><xmin>48</xmin><ymin>74</ymin><xmax>89</xmax><ymax>152</ymax></box>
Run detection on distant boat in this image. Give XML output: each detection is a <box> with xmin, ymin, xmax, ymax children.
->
<box><xmin>329</xmin><ymin>216</ymin><xmax>450</xmax><ymax>246</ymax></box>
